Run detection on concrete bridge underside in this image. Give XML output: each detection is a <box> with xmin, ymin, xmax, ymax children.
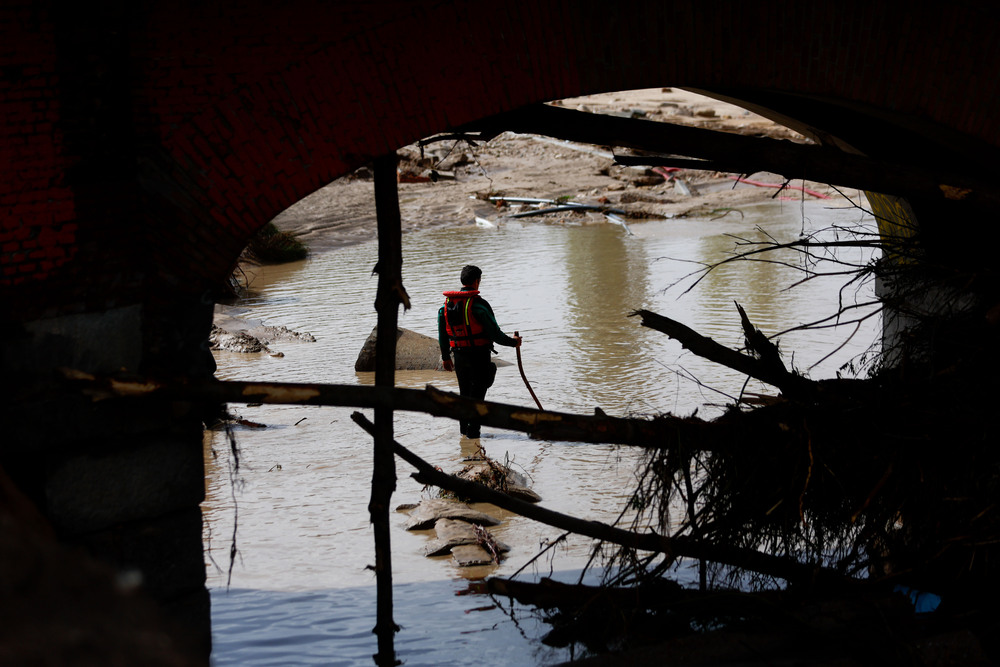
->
<box><xmin>3</xmin><ymin>1</ymin><xmax>1000</xmax><ymax>661</ymax></box>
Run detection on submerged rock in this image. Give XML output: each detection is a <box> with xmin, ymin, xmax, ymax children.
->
<box><xmin>505</xmin><ymin>485</ymin><xmax>542</xmax><ymax>503</ymax></box>
<box><xmin>422</xmin><ymin>518</ymin><xmax>510</xmax><ymax>558</ymax></box>
<box><xmin>451</xmin><ymin>544</ymin><xmax>501</xmax><ymax>567</ymax></box>
<box><xmin>403</xmin><ymin>498</ymin><xmax>502</xmax><ymax>531</ymax></box>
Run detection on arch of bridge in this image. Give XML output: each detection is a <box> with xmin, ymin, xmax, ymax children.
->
<box><xmin>3</xmin><ymin>1</ymin><xmax>999</xmax><ymax>318</ymax></box>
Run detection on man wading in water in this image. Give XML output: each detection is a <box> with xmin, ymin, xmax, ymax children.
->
<box><xmin>438</xmin><ymin>265</ymin><xmax>522</xmax><ymax>439</ymax></box>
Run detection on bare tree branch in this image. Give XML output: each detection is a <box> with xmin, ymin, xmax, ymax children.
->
<box><xmin>631</xmin><ymin>309</ymin><xmax>816</xmax><ymax>399</ymax></box>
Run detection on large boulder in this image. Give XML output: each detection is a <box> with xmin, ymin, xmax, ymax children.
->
<box><xmin>354</xmin><ymin>327</ymin><xmax>444</xmax><ymax>371</ymax></box>
<box><xmin>354</xmin><ymin>326</ymin><xmax>512</xmax><ymax>371</ymax></box>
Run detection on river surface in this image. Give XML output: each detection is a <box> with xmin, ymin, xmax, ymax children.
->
<box><xmin>204</xmin><ymin>198</ymin><xmax>880</xmax><ymax>665</ymax></box>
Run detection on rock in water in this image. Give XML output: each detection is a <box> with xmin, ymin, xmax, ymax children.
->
<box><xmin>456</xmin><ymin>463</ymin><xmax>543</xmax><ymax>503</ymax></box>
<box><xmin>422</xmin><ymin>518</ymin><xmax>511</xmax><ymax>558</ymax></box>
<box><xmin>451</xmin><ymin>544</ymin><xmax>499</xmax><ymax>567</ymax></box>
<box><xmin>403</xmin><ymin>498</ymin><xmax>502</xmax><ymax>531</ymax></box>
<box><xmin>355</xmin><ymin>327</ymin><xmax>444</xmax><ymax>371</ymax></box>
<box><xmin>354</xmin><ymin>326</ymin><xmax>513</xmax><ymax>371</ymax></box>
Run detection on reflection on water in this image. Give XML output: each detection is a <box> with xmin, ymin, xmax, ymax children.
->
<box><xmin>211</xmin><ymin>582</ymin><xmax>564</xmax><ymax>667</ymax></box>
<box><xmin>206</xmin><ymin>200</ymin><xmax>879</xmax><ymax>665</ymax></box>
<box><xmin>563</xmin><ymin>217</ymin><xmax>654</xmax><ymax>413</ymax></box>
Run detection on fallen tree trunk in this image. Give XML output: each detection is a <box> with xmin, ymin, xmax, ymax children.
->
<box><xmin>352</xmin><ymin>412</ymin><xmax>673</xmax><ymax>553</ymax></box>
<box><xmin>63</xmin><ymin>370</ymin><xmax>720</xmax><ymax>450</ymax></box>
<box><xmin>486</xmin><ymin>576</ymin><xmax>691</xmax><ymax>611</ymax></box>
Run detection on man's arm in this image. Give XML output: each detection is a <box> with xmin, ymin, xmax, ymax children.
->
<box><xmin>473</xmin><ymin>302</ymin><xmax>520</xmax><ymax>347</ymax></box>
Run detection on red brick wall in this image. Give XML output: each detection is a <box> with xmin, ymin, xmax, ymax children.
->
<box><xmin>0</xmin><ymin>6</ymin><xmax>76</xmax><ymax>290</ymax></box>
<box><xmin>3</xmin><ymin>0</ymin><xmax>1000</xmax><ymax>320</ymax></box>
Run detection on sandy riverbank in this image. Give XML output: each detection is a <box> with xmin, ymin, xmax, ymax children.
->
<box><xmin>270</xmin><ymin>88</ymin><xmax>840</xmax><ymax>253</ymax></box>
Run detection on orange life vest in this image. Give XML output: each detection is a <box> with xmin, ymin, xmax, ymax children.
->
<box><xmin>443</xmin><ymin>290</ymin><xmax>490</xmax><ymax>348</ymax></box>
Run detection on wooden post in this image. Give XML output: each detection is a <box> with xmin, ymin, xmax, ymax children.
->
<box><xmin>371</xmin><ymin>152</ymin><xmax>404</xmax><ymax>666</ymax></box>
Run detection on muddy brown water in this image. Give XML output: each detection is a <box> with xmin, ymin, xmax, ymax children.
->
<box><xmin>205</xmin><ymin>198</ymin><xmax>880</xmax><ymax>665</ymax></box>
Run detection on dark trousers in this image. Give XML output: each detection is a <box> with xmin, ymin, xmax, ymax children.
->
<box><xmin>453</xmin><ymin>347</ymin><xmax>497</xmax><ymax>438</ymax></box>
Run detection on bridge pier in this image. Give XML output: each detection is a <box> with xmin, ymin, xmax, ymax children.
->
<box><xmin>2</xmin><ymin>300</ymin><xmax>216</xmax><ymax>663</ymax></box>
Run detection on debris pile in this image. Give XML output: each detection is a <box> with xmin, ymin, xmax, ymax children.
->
<box><xmin>455</xmin><ymin>458</ymin><xmax>541</xmax><ymax>504</ymax></box>
<box><xmin>209</xmin><ymin>318</ymin><xmax>316</xmax><ymax>357</ymax></box>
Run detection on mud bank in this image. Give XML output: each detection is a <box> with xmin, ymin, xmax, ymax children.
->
<box><xmin>211</xmin><ymin>305</ymin><xmax>316</xmax><ymax>356</ymax></box>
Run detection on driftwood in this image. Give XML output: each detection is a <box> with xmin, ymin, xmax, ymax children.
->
<box><xmin>65</xmin><ymin>371</ymin><xmax>719</xmax><ymax>451</ymax></box>
<box><xmin>351</xmin><ymin>411</ymin><xmax>673</xmax><ymax>553</ymax></box>
<box><xmin>632</xmin><ymin>307</ymin><xmax>876</xmax><ymax>404</ymax></box>
<box><xmin>66</xmin><ymin>305</ymin><xmax>870</xmax><ymax>452</ymax></box>
<box><xmin>488</xmin><ymin>576</ymin><xmax>689</xmax><ymax>612</ymax></box>
<box><xmin>736</xmin><ymin>302</ymin><xmax>784</xmax><ymax>370</ymax></box>
<box><xmin>505</xmin><ymin>204</ymin><xmax>625</xmax><ymax>218</ymax></box>
<box><xmin>64</xmin><ymin>347</ymin><xmax>869</xmax><ymax>583</ymax></box>
<box><xmin>488</xmin><ymin>577</ymin><xmax>972</xmax><ymax>664</ymax></box>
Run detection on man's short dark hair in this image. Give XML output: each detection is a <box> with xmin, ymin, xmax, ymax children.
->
<box><xmin>461</xmin><ymin>265</ymin><xmax>482</xmax><ymax>286</ymax></box>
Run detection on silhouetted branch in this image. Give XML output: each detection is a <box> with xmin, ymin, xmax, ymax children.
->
<box><xmin>631</xmin><ymin>309</ymin><xmax>816</xmax><ymax>399</ymax></box>
<box><xmin>371</xmin><ymin>153</ymin><xmax>401</xmax><ymax>664</ymax></box>
<box><xmin>351</xmin><ymin>412</ymin><xmax>673</xmax><ymax>553</ymax></box>
<box><xmin>62</xmin><ymin>371</ymin><xmax>720</xmax><ymax>451</ymax></box>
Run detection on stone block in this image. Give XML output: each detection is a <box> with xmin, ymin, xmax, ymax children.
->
<box><xmin>423</xmin><ymin>518</ymin><xmax>510</xmax><ymax>558</ymax></box>
<box><xmin>403</xmin><ymin>498</ymin><xmax>501</xmax><ymax>531</ymax></box>
<box><xmin>74</xmin><ymin>506</ymin><xmax>207</xmax><ymax>601</ymax></box>
<box><xmin>355</xmin><ymin>326</ymin><xmax>512</xmax><ymax>371</ymax></box>
<box><xmin>46</xmin><ymin>433</ymin><xmax>205</xmax><ymax>535</ymax></box>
